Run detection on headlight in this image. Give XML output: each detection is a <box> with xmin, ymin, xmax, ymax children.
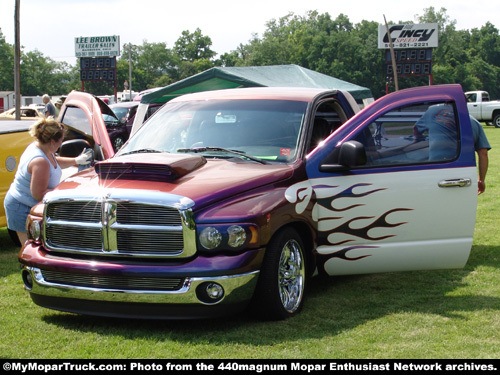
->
<box><xmin>27</xmin><ymin>218</ymin><xmax>42</xmax><ymax>242</ymax></box>
<box><xmin>227</xmin><ymin>225</ymin><xmax>246</xmax><ymax>248</ymax></box>
<box><xmin>197</xmin><ymin>224</ymin><xmax>258</xmax><ymax>251</ymax></box>
<box><xmin>199</xmin><ymin>226</ymin><xmax>222</xmax><ymax>250</ymax></box>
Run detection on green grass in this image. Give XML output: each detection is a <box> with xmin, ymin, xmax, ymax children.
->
<box><xmin>1</xmin><ymin>125</ymin><xmax>499</xmax><ymax>359</ymax></box>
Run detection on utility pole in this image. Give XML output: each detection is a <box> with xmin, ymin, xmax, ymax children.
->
<box><xmin>14</xmin><ymin>0</ymin><xmax>21</xmax><ymax>119</ymax></box>
<box><xmin>128</xmin><ymin>43</ymin><xmax>132</xmax><ymax>101</ymax></box>
<box><xmin>384</xmin><ymin>15</ymin><xmax>399</xmax><ymax>91</ymax></box>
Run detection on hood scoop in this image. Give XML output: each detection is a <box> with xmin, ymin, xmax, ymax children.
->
<box><xmin>95</xmin><ymin>153</ymin><xmax>206</xmax><ymax>182</ymax></box>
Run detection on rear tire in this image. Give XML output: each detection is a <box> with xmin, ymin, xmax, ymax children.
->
<box><xmin>493</xmin><ymin>114</ymin><xmax>500</xmax><ymax>128</ymax></box>
<box><xmin>253</xmin><ymin>227</ymin><xmax>307</xmax><ymax>320</ymax></box>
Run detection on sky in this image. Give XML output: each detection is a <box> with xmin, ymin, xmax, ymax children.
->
<box><xmin>1</xmin><ymin>0</ymin><xmax>499</xmax><ymax>65</ymax></box>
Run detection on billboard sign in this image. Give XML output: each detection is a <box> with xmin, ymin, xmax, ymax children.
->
<box><xmin>378</xmin><ymin>23</ymin><xmax>438</xmax><ymax>49</ymax></box>
<box><xmin>75</xmin><ymin>35</ymin><xmax>120</xmax><ymax>57</ymax></box>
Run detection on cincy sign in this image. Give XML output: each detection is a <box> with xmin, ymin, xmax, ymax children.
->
<box><xmin>378</xmin><ymin>23</ymin><xmax>438</xmax><ymax>49</ymax></box>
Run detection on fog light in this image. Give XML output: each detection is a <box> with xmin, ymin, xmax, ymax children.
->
<box><xmin>227</xmin><ymin>225</ymin><xmax>246</xmax><ymax>248</ymax></box>
<box><xmin>196</xmin><ymin>282</ymin><xmax>224</xmax><ymax>304</ymax></box>
<box><xmin>199</xmin><ymin>227</ymin><xmax>222</xmax><ymax>249</ymax></box>
<box><xmin>206</xmin><ymin>283</ymin><xmax>224</xmax><ymax>299</ymax></box>
<box><xmin>22</xmin><ymin>270</ymin><xmax>33</xmax><ymax>291</ymax></box>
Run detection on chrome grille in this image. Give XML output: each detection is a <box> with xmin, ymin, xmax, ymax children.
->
<box><xmin>41</xmin><ymin>269</ymin><xmax>184</xmax><ymax>291</ymax></box>
<box><xmin>117</xmin><ymin>230</ymin><xmax>184</xmax><ymax>254</ymax></box>
<box><xmin>46</xmin><ymin>201</ymin><xmax>101</xmax><ymax>222</ymax></box>
<box><xmin>42</xmin><ymin>190</ymin><xmax>196</xmax><ymax>259</ymax></box>
<box><xmin>116</xmin><ymin>203</ymin><xmax>182</xmax><ymax>226</ymax></box>
<box><xmin>46</xmin><ymin>225</ymin><xmax>102</xmax><ymax>251</ymax></box>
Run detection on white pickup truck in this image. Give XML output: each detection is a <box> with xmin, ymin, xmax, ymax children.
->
<box><xmin>465</xmin><ymin>90</ymin><xmax>500</xmax><ymax>128</ymax></box>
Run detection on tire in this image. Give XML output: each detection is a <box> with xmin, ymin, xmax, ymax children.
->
<box><xmin>253</xmin><ymin>227</ymin><xmax>308</xmax><ymax>320</ymax></box>
<box><xmin>8</xmin><ymin>229</ymin><xmax>21</xmax><ymax>246</ymax></box>
<box><xmin>493</xmin><ymin>114</ymin><xmax>500</xmax><ymax>128</ymax></box>
<box><xmin>113</xmin><ymin>136</ymin><xmax>126</xmax><ymax>151</ymax></box>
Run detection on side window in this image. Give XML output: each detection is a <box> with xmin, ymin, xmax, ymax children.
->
<box><xmin>145</xmin><ymin>105</ymin><xmax>161</xmax><ymax>120</ymax></box>
<box><xmin>466</xmin><ymin>93</ymin><xmax>476</xmax><ymax>103</ymax></box>
<box><xmin>354</xmin><ymin>102</ymin><xmax>459</xmax><ymax>167</ymax></box>
<box><xmin>309</xmin><ymin>100</ymin><xmax>348</xmax><ymax>152</ymax></box>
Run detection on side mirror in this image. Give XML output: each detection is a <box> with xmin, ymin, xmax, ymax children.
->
<box><xmin>319</xmin><ymin>140</ymin><xmax>367</xmax><ymax>172</ymax></box>
<box><xmin>59</xmin><ymin>139</ymin><xmax>91</xmax><ymax>157</ymax></box>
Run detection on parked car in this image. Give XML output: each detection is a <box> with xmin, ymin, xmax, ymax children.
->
<box><xmin>109</xmin><ymin>101</ymin><xmax>138</xmax><ymax>132</ymax></box>
<box><xmin>0</xmin><ymin>107</ymin><xmax>44</xmax><ymax>120</ymax></box>
<box><xmin>0</xmin><ymin>120</ymin><xmax>38</xmax><ymax>243</ymax></box>
<box><xmin>19</xmin><ymin>84</ymin><xmax>478</xmax><ymax>320</ymax></box>
<box><xmin>108</xmin><ymin>101</ymin><xmax>163</xmax><ymax>151</ymax></box>
<box><xmin>465</xmin><ymin>90</ymin><xmax>500</xmax><ymax>127</ymax></box>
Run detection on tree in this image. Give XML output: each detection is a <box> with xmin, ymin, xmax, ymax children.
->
<box><xmin>0</xmin><ymin>29</ymin><xmax>14</xmax><ymax>91</ymax></box>
<box><xmin>174</xmin><ymin>28</ymin><xmax>216</xmax><ymax>62</ymax></box>
<box><xmin>21</xmin><ymin>50</ymin><xmax>59</xmax><ymax>95</ymax></box>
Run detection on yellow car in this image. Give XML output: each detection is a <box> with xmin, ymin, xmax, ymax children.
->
<box><xmin>0</xmin><ymin>121</ymin><xmax>34</xmax><ymax>227</ymax></box>
<box><xmin>0</xmin><ymin>107</ymin><xmax>44</xmax><ymax>120</ymax></box>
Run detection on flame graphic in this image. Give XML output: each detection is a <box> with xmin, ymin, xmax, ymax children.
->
<box><xmin>316</xmin><ymin>183</ymin><xmax>386</xmax><ymax>212</ymax></box>
<box><xmin>286</xmin><ymin>181</ymin><xmax>414</xmax><ymax>275</ymax></box>
<box><xmin>321</xmin><ymin>208</ymin><xmax>413</xmax><ymax>246</ymax></box>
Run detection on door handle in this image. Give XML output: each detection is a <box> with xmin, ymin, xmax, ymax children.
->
<box><xmin>438</xmin><ymin>178</ymin><xmax>472</xmax><ymax>188</ymax></box>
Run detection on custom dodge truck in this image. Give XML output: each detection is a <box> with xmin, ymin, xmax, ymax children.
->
<box><xmin>465</xmin><ymin>90</ymin><xmax>500</xmax><ymax>127</ymax></box>
<box><xmin>19</xmin><ymin>84</ymin><xmax>478</xmax><ymax>320</ymax></box>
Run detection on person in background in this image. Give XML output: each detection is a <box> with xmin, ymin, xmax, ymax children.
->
<box><xmin>470</xmin><ymin>116</ymin><xmax>491</xmax><ymax>195</ymax></box>
<box><xmin>54</xmin><ymin>99</ymin><xmax>63</xmax><ymax>117</ymax></box>
<box><xmin>42</xmin><ymin>94</ymin><xmax>56</xmax><ymax>118</ymax></box>
<box><xmin>414</xmin><ymin>104</ymin><xmax>491</xmax><ymax>194</ymax></box>
<box><xmin>3</xmin><ymin>117</ymin><xmax>92</xmax><ymax>246</ymax></box>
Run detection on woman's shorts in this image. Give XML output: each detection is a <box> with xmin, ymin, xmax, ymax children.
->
<box><xmin>4</xmin><ymin>193</ymin><xmax>31</xmax><ymax>232</ymax></box>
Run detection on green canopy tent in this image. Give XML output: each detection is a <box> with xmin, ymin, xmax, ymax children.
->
<box><xmin>131</xmin><ymin>65</ymin><xmax>373</xmax><ymax>135</ymax></box>
<box><xmin>140</xmin><ymin>64</ymin><xmax>373</xmax><ymax>104</ymax></box>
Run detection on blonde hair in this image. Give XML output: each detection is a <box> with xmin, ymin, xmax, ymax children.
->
<box><xmin>29</xmin><ymin>117</ymin><xmax>66</xmax><ymax>144</ymax></box>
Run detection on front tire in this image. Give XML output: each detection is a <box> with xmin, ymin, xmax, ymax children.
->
<box><xmin>253</xmin><ymin>228</ymin><xmax>307</xmax><ymax>320</ymax></box>
<box><xmin>113</xmin><ymin>136</ymin><xmax>126</xmax><ymax>151</ymax></box>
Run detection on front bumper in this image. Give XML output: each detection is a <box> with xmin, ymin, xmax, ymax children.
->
<box><xmin>19</xmin><ymin>243</ymin><xmax>265</xmax><ymax>319</ymax></box>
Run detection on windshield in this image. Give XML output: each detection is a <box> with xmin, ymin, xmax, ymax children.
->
<box><xmin>118</xmin><ymin>99</ymin><xmax>307</xmax><ymax>163</ymax></box>
<box><xmin>112</xmin><ymin>107</ymin><xmax>130</xmax><ymax>120</ymax></box>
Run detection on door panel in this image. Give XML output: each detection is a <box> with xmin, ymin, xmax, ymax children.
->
<box><xmin>308</xmin><ymin>168</ymin><xmax>477</xmax><ymax>275</ymax></box>
<box><xmin>297</xmin><ymin>84</ymin><xmax>477</xmax><ymax>276</ymax></box>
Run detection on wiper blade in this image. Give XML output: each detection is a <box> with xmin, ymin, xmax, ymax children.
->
<box><xmin>120</xmin><ymin>148</ymin><xmax>164</xmax><ymax>156</ymax></box>
<box><xmin>177</xmin><ymin>147</ymin><xmax>268</xmax><ymax>164</ymax></box>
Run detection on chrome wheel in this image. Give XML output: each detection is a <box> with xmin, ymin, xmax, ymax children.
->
<box><xmin>278</xmin><ymin>239</ymin><xmax>305</xmax><ymax>313</ymax></box>
<box><xmin>254</xmin><ymin>227</ymin><xmax>308</xmax><ymax>320</ymax></box>
<box><xmin>113</xmin><ymin>137</ymin><xmax>125</xmax><ymax>151</ymax></box>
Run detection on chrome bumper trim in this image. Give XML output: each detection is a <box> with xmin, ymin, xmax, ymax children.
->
<box><xmin>22</xmin><ymin>266</ymin><xmax>259</xmax><ymax>305</ymax></box>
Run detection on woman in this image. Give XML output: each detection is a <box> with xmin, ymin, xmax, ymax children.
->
<box><xmin>4</xmin><ymin>117</ymin><xmax>92</xmax><ymax>245</ymax></box>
